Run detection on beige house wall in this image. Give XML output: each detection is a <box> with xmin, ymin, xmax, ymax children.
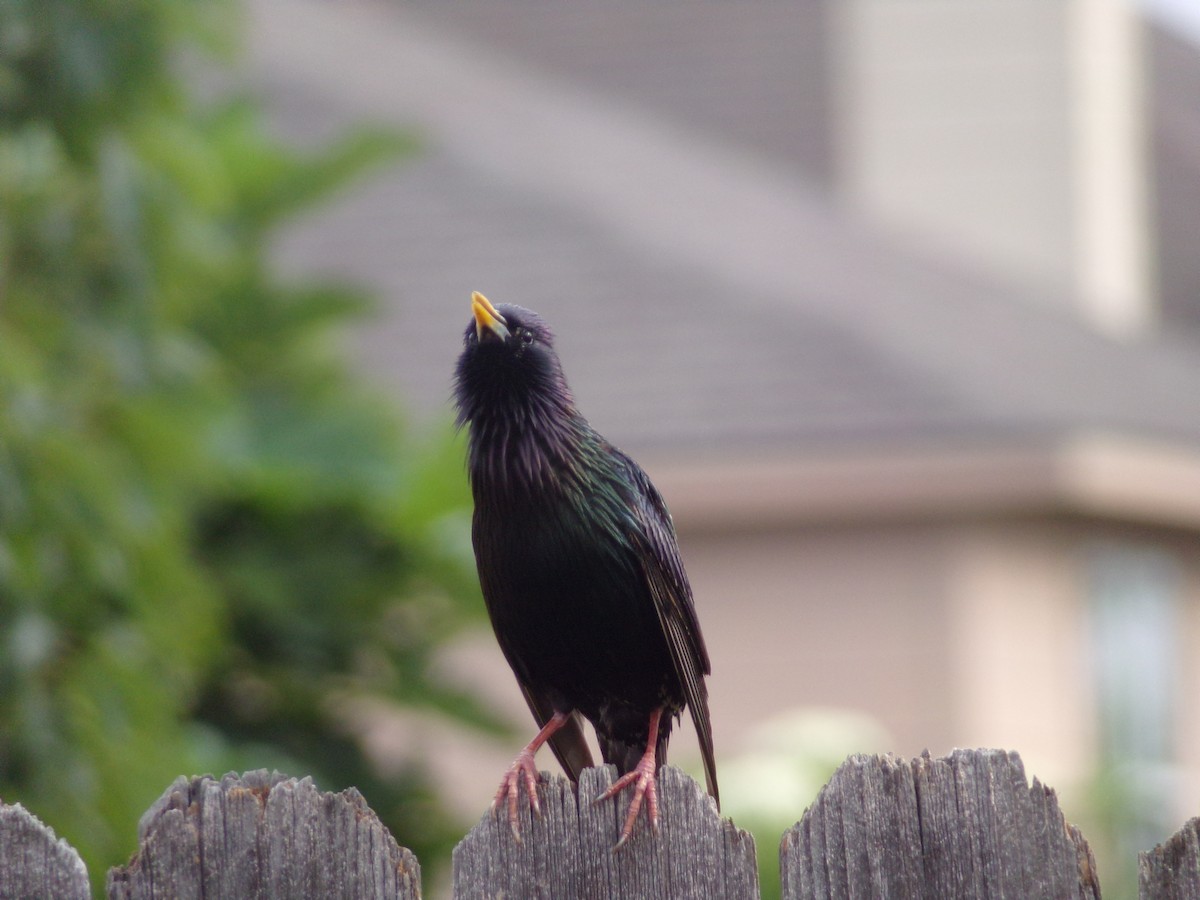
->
<box><xmin>944</xmin><ymin>517</ymin><xmax>1200</xmax><ymax>821</ymax></box>
<box><xmin>678</xmin><ymin>521</ymin><xmax>958</xmax><ymax>760</ymax></box>
<box><xmin>689</xmin><ymin>511</ymin><xmax>1200</xmax><ymax>809</ymax></box>
<box><xmin>835</xmin><ymin>0</ymin><xmax>1154</xmax><ymax>334</ymax></box>
<box><xmin>835</xmin><ymin>0</ymin><xmax>1076</xmax><ymax>295</ymax></box>
<box><xmin>944</xmin><ymin>520</ymin><xmax>1094</xmax><ymax>789</ymax></box>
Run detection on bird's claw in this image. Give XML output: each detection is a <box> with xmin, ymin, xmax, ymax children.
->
<box><xmin>596</xmin><ymin>756</ymin><xmax>659</xmax><ymax>850</ymax></box>
<box><xmin>492</xmin><ymin>749</ymin><xmax>542</xmax><ymax>841</ymax></box>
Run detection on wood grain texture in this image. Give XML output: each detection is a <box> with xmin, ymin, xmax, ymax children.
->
<box><xmin>452</xmin><ymin>764</ymin><xmax>757</xmax><ymax>899</ymax></box>
<box><xmin>17</xmin><ymin>750</ymin><xmax>1200</xmax><ymax>897</ymax></box>
<box><xmin>1141</xmin><ymin>816</ymin><xmax>1200</xmax><ymax>899</ymax></box>
<box><xmin>780</xmin><ymin>749</ymin><xmax>1100</xmax><ymax>900</ymax></box>
<box><xmin>0</xmin><ymin>801</ymin><xmax>91</xmax><ymax>900</ymax></box>
<box><xmin>105</xmin><ymin>769</ymin><xmax>421</xmax><ymax>899</ymax></box>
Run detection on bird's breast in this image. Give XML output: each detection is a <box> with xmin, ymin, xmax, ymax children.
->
<box><xmin>473</xmin><ymin>486</ymin><xmax>631</xmax><ymax>603</ymax></box>
<box><xmin>471</xmin><ymin>485</ymin><xmax>674</xmax><ymax>710</ymax></box>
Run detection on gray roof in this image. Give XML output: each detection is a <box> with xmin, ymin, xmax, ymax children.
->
<box><xmin>251</xmin><ymin>0</ymin><xmax>1200</xmax><ymax>458</ymax></box>
<box><xmin>397</xmin><ymin>0</ymin><xmax>833</xmax><ymax>182</ymax></box>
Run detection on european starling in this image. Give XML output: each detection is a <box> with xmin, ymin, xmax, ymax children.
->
<box><xmin>454</xmin><ymin>292</ymin><xmax>718</xmax><ymax>846</ymax></box>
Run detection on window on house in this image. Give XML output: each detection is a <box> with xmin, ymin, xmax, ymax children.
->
<box><xmin>1087</xmin><ymin>541</ymin><xmax>1181</xmax><ymax>853</ymax></box>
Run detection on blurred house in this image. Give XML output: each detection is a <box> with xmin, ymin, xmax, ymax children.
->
<box><xmin>247</xmin><ymin>0</ymin><xmax>1200</xmax><ymax>830</ymax></box>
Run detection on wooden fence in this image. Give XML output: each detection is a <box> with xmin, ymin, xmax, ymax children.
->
<box><xmin>2</xmin><ymin>748</ymin><xmax>1197</xmax><ymax>898</ymax></box>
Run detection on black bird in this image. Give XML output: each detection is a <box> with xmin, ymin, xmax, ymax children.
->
<box><xmin>454</xmin><ymin>291</ymin><xmax>718</xmax><ymax>846</ymax></box>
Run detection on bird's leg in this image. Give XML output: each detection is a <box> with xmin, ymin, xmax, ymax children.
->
<box><xmin>596</xmin><ymin>707</ymin><xmax>664</xmax><ymax>850</ymax></box>
<box><xmin>493</xmin><ymin>709</ymin><xmax>572</xmax><ymax>841</ymax></box>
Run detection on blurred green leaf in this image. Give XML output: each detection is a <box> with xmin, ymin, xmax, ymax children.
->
<box><xmin>0</xmin><ymin>0</ymin><xmax>482</xmax><ymax>890</ymax></box>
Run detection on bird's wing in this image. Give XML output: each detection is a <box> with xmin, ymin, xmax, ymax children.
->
<box><xmin>612</xmin><ymin>449</ymin><xmax>719</xmax><ymax>806</ymax></box>
<box><xmin>518</xmin><ymin>683</ymin><xmax>595</xmax><ymax>783</ymax></box>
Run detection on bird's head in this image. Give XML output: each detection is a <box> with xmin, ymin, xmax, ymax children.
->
<box><xmin>454</xmin><ymin>292</ymin><xmax>575</xmax><ymax>429</ymax></box>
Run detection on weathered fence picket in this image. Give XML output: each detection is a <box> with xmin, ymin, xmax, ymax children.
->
<box><xmin>105</xmin><ymin>770</ymin><xmax>421</xmax><ymax>899</ymax></box>
<box><xmin>453</xmin><ymin>764</ymin><xmax>757</xmax><ymax>899</ymax></box>
<box><xmin>780</xmin><ymin>749</ymin><xmax>1100</xmax><ymax>899</ymax></box>
<box><xmin>0</xmin><ymin>802</ymin><xmax>89</xmax><ymax>899</ymax></box>
<box><xmin>1141</xmin><ymin>816</ymin><xmax>1200</xmax><ymax>899</ymax></box>
<box><xmin>3</xmin><ymin>749</ymin><xmax>1200</xmax><ymax>898</ymax></box>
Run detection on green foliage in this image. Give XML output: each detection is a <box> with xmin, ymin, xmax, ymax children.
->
<box><xmin>0</xmin><ymin>0</ymin><xmax>488</xmax><ymax>886</ymax></box>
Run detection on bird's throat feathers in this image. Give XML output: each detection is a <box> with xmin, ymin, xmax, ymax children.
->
<box><xmin>465</xmin><ymin>391</ymin><xmax>592</xmax><ymax>496</ymax></box>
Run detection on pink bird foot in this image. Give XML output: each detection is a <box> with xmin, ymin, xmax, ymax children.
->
<box><xmin>491</xmin><ymin>710</ymin><xmax>571</xmax><ymax>841</ymax></box>
<box><xmin>595</xmin><ymin>707</ymin><xmax>664</xmax><ymax>850</ymax></box>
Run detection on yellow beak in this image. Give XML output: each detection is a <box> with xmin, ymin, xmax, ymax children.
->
<box><xmin>472</xmin><ymin>291</ymin><xmax>510</xmax><ymax>342</ymax></box>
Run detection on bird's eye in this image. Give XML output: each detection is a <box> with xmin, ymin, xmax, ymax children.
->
<box><xmin>520</xmin><ymin>329</ymin><xmax>534</xmax><ymax>346</ymax></box>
